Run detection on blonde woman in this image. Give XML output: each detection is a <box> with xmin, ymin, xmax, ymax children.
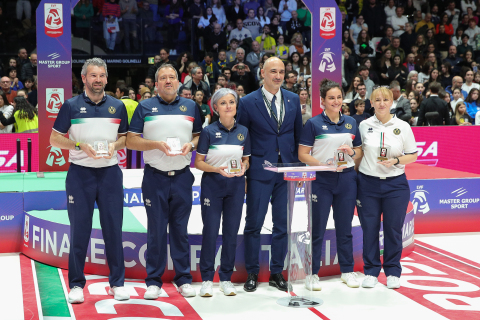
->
<box><xmin>451</xmin><ymin>101</ymin><xmax>474</xmax><ymax>125</ymax></box>
<box><xmin>289</xmin><ymin>32</ymin><xmax>310</xmax><ymax>57</ymax></box>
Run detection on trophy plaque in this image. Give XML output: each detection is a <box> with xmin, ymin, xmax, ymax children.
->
<box><xmin>377</xmin><ymin>146</ymin><xmax>389</xmax><ymax>161</ymax></box>
<box><xmin>227</xmin><ymin>158</ymin><xmax>242</xmax><ymax>174</ymax></box>
<box><xmin>166</xmin><ymin>137</ymin><xmax>182</xmax><ymax>155</ymax></box>
<box><xmin>94</xmin><ymin>140</ymin><xmax>109</xmax><ymax>157</ymax></box>
<box><xmin>335</xmin><ymin>149</ymin><xmax>347</xmax><ymax>166</ymax></box>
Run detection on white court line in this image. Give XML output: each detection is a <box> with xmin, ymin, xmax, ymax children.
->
<box><xmin>412</xmin><ymin>251</ymin><xmax>480</xmax><ymax>281</ymax></box>
<box><xmin>415</xmin><ymin>243</ymin><xmax>480</xmax><ymax>272</ymax></box>
<box><xmin>0</xmin><ymin>253</ymin><xmax>24</xmax><ymax>320</ymax></box>
<box><xmin>57</xmin><ymin>268</ymin><xmax>76</xmax><ymax>320</ymax></box>
<box><xmin>31</xmin><ymin>260</ymin><xmax>45</xmax><ymax>320</ymax></box>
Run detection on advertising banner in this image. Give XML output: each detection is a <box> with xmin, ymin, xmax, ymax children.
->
<box><xmin>37</xmin><ymin>0</ymin><xmax>73</xmax><ymax>172</ymax></box>
<box><xmin>0</xmin><ymin>133</ymin><xmax>39</xmax><ymax>173</ymax></box>
<box><xmin>412</xmin><ymin>126</ymin><xmax>480</xmax><ymax>175</ymax></box>
<box><xmin>0</xmin><ymin>193</ymin><xmax>24</xmax><ymax>253</ymax></box>
<box><xmin>302</xmin><ymin>1</ymin><xmax>342</xmax><ymax>116</ymax></box>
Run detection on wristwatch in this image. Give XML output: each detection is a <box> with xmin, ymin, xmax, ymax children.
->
<box><xmin>75</xmin><ymin>142</ymin><xmax>81</xmax><ymax>151</ymax></box>
<box><xmin>350</xmin><ymin>149</ymin><xmax>356</xmax><ymax>158</ymax></box>
<box><xmin>190</xmin><ymin>142</ymin><xmax>195</xmax><ymax>151</ymax></box>
<box><xmin>394</xmin><ymin>157</ymin><xmax>400</xmax><ymax>165</ymax></box>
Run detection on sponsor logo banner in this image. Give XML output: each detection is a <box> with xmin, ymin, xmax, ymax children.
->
<box><xmin>45</xmin><ymin>88</ymin><xmax>64</xmax><ymax>120</ymax></box>
<box><xmin>44</xmin><ymin>3</ymin><xmax>63</xmax><ymax>37</ymax></box>
<box><xmin>0</xmin><ymin>133</ymin><xmax>39</xmax><ymax>173</ymax></box>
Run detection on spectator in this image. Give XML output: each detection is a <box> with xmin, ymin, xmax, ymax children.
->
<box><xmin>462</xmin><ymin>70</ymin><xmax>480</xmax><ymax>93</ymax></box>
<box><xmin>415</xmin><ymin>13</ymin><xmax>435</xmax><ymax>34</ymax></box>
<box><xmin>344</xmin><ymin>30</ymin><xmax>355</xmax><ymax>53</ymax></box>
<box><xmin>282</xmin><ymin>70</ymin><xmax>299</xmax><ymax>92</ymax></box>
<box><xmin>384</xmin><ymin>0</ymin><xmax>396</xmax><ymax>26</ymax></box>
<box><xmin>349</xmin><ymin>82</ymin><xmax>372</xmax><ymax>114</ymax></box>
<box><xmin>263</xmin><ymin>0</ymin><xmax>278</xmax><ymax>20</ymax></box>
<box><xmin>235</xmin><ymin>84</ymin><xmax>245</xmax><ymax>96</ymax></box>
<box><xmin>452</xmin><ymin>28</ymin><xmax>464</xmax><ymax>48</ymax></box>
<box><xmin>388</xmin><ymin>55</ymin><xmax>408</xmax><ymax>87</ymax></box>
<box><xmin>386</xmin><ymin>37</ymin><xmax>405</xmax><ymax>63</ymax></box>
<box><xmin>462</xmin><ymin>0</ymin><xmax>477</xmax><ymax>15</ymax></box>
<box><xmin>74</xmin><ymin>0</ymin><xmax>94</xmax><ymax>40</ymax></box>
<box><xmin>182</xmin><ymin>67</ymin><xmax>211</xmax><ymax>99</ymax></box>
<box><xmin>298</xmin><ymin>55</ymin><xmax>312</xmax><ymax>80</ymax></box>
<box><xmin>193</xmin><ymin>89</ymin><xmax>209</xmax><ymax>125</ymax></box>
<box><xmin>223</xmin><ymin>67</ymin><xmax>232</xmax><ymax>83</ymax></box>
<box><xmin>424</xmin><ymin>29</ymin><xmax>437</xmax><ymax>50</ymax></box>
<box><xmin>358</xmin><ymin>65</ymin><xmax>375</xmax><ymax>96</ymax></box>
<box><xmin>217</xmin><ymin>50</ymin><xmax>228</xmax><ymax>69</ymax></box>
<box><xmin>278</xmin><ymin>0</ymin><xmax>296</xmax><ymax>33</ymax></box>
<box><xmin>176</xmin><ymin>52</ymin><xmax>193</xmax><ymax>82</ymax></box>
<box><xmin>0</xmin><ymin>97</ymin><xmax>38</xmax><ymax>133</ymax></box>
<box><xmin>16</xmin><ymin>0</ymin><xmax>31</xmax><ymax>21</ymax></box>
<box><xmin>289</xmin><ymin>52</ymin><xmax>301</xmax><ymax>72</ymax></box>
<box><xmin>464</xmin><ymin>88</ymin><xmax>480</xmax><ymax>118</ymax></box>
<box><xmin>102</xmin><ymin>0</ymin><xmax>121</xmax><ymax>52</ymax></box>
<box><xmin>7</xmin><ymin>67</ymin><xmax>23</xmax><ymax>92</ymax></box>
<box><xmin>119</xmin><ymin>0</ymin><xmax>138</xmax><ymax>53</ymax></box>
<box><xmin>297</xmin><ymin>2</ymin><xmax>311</xmax><ymax>46</ymax></box>
<box><xmin>403</xmin><ymin>53</ymin><xmax>420</xmax><ymax>73</ymax></box>
<box><xmin>139</xmin><ymin>86</ymin><xmax>152</xmax><ymax>101</ymax></box>
<box><xmin>361</xmin><ymin>0</ymin><xmax>386</xmax><ymax>38</ymax></box>
<box><xmin>276</xmin><ymin>35</ymin><xmax>289</xmax><ymax>61</ymax></box>
<box><xmin>128</xmin><ymin>87</ymin><xmax>137</xmax><ymax>101</ymax></box>
<box><xmin>445</xmin><ymin>1</ymin><xmax>461</xmax><ymax>33</ymax></box>
<box><xmin>446</xmin><ymin>75</ymin><xmax>468</xmax><ymax>99</ymax></box>
<box><xmin>436</xmin><ymin>25</ymin><xmax>451</xmax><ymax>58</ymax></box>
<box><xmin>20</xmin><ymin>53</ymin><xmax>37</xmax><ymax>83</ymax></box>
<box><xmin>457</xmin><ymin>34</ymin><xmax>473</xmax><ymax>58</ymax></box>
<box><xmin>257</xmin><ymin>6</ymin><xmax>270</xmax><ymax>28</ymax></box>
<box><xmin>390</xmin><ymin>80</ymin><xmax>412</xmax><ymax>122</ymax></box>
<box><xmin>147</xmin><ymin>48</ymin><xmax>178</xmax><ymax>79</ymax></box>
<box><xmin>426</xmin><ymin>49</ymin><xmax>440</xmax><ymax>69</ymax></box>
<box><xmin>414</xmin><ymin>34</ymin><xmax>426</xmax><ymax>56</ymax></box>
<box><xmin>298</xmin><ymin>87</ymin><xmax>311</xmax><ymax>125</ymax></box>
<box><xmin>138</xmin><ymin>2</ymin><xmax>155</xmax><ymax>42</ymax></box>
<box><xmin>286</xmin><ymin>10</ymin><xmax>302</xmax><ymax>43</ymax></box>
<box><xmin>229</xmin><ymin>19</ymin><xmax>253</xmax><ymax>48</ymax></box>
<box><xmin>405</xmin><ymin>78</ymin><xmax>417</xmax><ymax>98</ymax></box>
<box><xmin>464</xmin><ymin>18</ymin><xmax>480</xmax><ymax>47</ymax></box>
<box><xmin>0</xmin><ymin>90</ymin><xmax>14</xmax><ymax>133</ymax></box>
<box><xmin>355</xmin><ymin>29</ymin><xmax>375</xmax><ymax>59</ymax></box>
<box><xmin>431</xmin><ymin>4</ymin><xmax>441</xmax><ymax>25</ymax></box>
<box><xmin>378</xmin><ymin>26</ymin><xmax>394</xmax><ymax>54</ymax></box>
<box><xmin>418</xmin><ymin>62</ymin><xmax>432</xmax><ymax>83</ymax></box>
<box><xmin>27</xmin><ymin>77</ymin><xmax>37</xmax><ymax>107</ymax></box>
<box><xmin>198</xmin><ymin>7</ymin><xmax>216</xmax><ymax>31</ymax></box>
<box><xmin>0</xmin><ymin>77</ymin><xmax>17</xmax><ymax>103</ymax></box>
<box><xmin>16</xmin><ymin>48</ymin><xmax>28</xmax><ymax>70</ymax></box>
<box><xmin>462</xmin><ymin>50</ymin><xmax>476</xmax><ymax>69</ymax></box>
<box><xmin>199</xmin><ymin>52</ymin><xmax>220</xmax><ymax>86</ymax></box>
<box><xmin>440</xmin><ymin>62</ymin><xmax>454</xmax><ymax>89</ymax></box>
<box><xmin>244</xmin><ymin>8</ymin><xmax>262</xmax><ymax>40</ymax></box>
<box><xmin>116</xmin><ymin>84</ymin><xmax>138</xmax><ymax>124</ymax></box>
<box><xmin>145</xmin><ymin>76</ymin><xmax>155</xmax><ymax>93</ymax></box>
<box><xmin>247</xmin><ymin>41</ymin><xmax>264</xmax><ymax>71</ymax></box>
<box><xmin>451</xmin><ymin>87</ymin><xmax>465</xmax><ymax>112</ymax></box>
<box><xmin>217</xmin><ymin>74</ymin><xmax>227</xmax><ymax>88</ymax></box>
<box><xmin>466</xmin><ymin>6</ymin><xmax>478</xmax><ymax>24</ymax></box>
<box><xmin>244</xmin><ymin>0</ymin><xmax>260</xmax><ymax>15</ymax></box>
<box><xmin>452</xmin><ymin>101</ymin><xmax>474</xmax><ymax>124</ymax></box>
<box><xmin>230</xmin><ymin>62</ymin><xmax>256</xmax><ymax>94</ymax></box>
<box><xmin>378</xmin><ymin>49</ymin><xmax>393</xmax><ymax>85</ymax></box>
<box><xmin>345</xmin><ymin>76</ymin><xmax>362</xmax><ymax>100</ymax></box>
<box><xmin>351</xmin><ymin>99</ymin><xmax>371</xmax><ymax>125</ymax></box>
<box><xmin>425</xmin><ymin>68</ymin><xmax>440</xmax><ymax>91</ymax></box>
<box><xmin>212</xmin><ymin>0</ymin><xmax>226</xmax><ymax>26</ymax></box>
<box><xmin>256</xmin><ymin>25</ymin><xmax>276</xmax><ymax>55</ymax></box>
<box><xmin>289</xmin><ymin>32</ymin><xmax>309</xmax><ymax>57</ymax></box>
<box><xmin>206</xmin><ymin>23</ymin><xmax>228</xmax><ymax>59</ymax></box>
<box><xmin>392</xmin><ymin>6</ymin><xmax>409</xmax><ymax>37</ymax></box>
<box><xmin>226</xmin><ymin>0</ymin><xmax>245</xmax><ymax>25</ymax></box>
<box><xmin>436</xmin><ymin>13</ymin><xmax>454</xmax><ymax>38</ymax></box>
<box><xmin>226</xmin><ymin>39</ymin><xmax>239</xmax><ymax>63</ymax></box>
<box><xmin>417</xmin><ymin>82</ymin><xmax>450</xmax><ymax>125</ymax></box>
<box><xmin>228</xmin><ymin>47</ymin><xmax>253</xmax><ymax>70</ymax></box>
<box><xmin>444</xmin><ymin>45</ymin><xmax>463</xmax><ymax>75</ymax></box>
<box><xmin>188</xmin><ymin>0</ymin><xmax>203</xmax><ymax>22</ymax></box>
<box><xmin>350</xmin><ymin>14</ymin><xmax>368</xmax><ymax>45</ymax></box>
<box><xmin>409</xmin><ymin>97</ymin><xmax>419</xmax><ymax>125</ymax></box>
<box><xmin>269</xmin><ymin>15</ymin><xmax>284</xmax><ymax>41</ymax></box>
<box><xmin>24</xmin><ymin>78</ymin><xmax>35</xmax><ymax>94</ymax></box>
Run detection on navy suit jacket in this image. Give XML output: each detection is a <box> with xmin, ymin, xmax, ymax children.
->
<box><xmin>237</xmin><ymin>87</ymin><xmax>303</xmax><ymax>181</ymax></box>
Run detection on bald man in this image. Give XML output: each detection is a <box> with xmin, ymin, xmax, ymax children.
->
<box><xmin>237</xmin><ymin>57</ymin><xmax>303</xmax><ymax>292</ymax></box>
<box><xmin>445</xmin><ymin>76</ymin><xmax>467</xmax><ymax>100</ymax></box>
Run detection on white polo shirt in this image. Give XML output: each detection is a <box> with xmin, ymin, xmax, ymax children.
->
<box><xmin>359</xmin><ymin>114</ymin><xmax>417</xmax><ymax>178</ymax></box>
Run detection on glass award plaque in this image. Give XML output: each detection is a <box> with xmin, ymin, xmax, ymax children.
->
<box><xmin>94</xmin><ymin>140</ymin><xmax>109</xmax><ymax>157</ymax></box>
<box><xmin>227</xmin><ymin>157</ymin><xmax>242</xmax><ymax>174</ymax></box>
<box><xmin>335</xmin><ymin>149</ymin><xmax>347</xmax><ymax>166</ymax></box>
<box><xmin>377</xmin><ymin>146</ymin><xmax>389</xmax><ymax>161</ymax></box>
<box><xmin>166</xmin><ymin>137</ymin><xmax>182</xmax><ymax>155</ymax></box>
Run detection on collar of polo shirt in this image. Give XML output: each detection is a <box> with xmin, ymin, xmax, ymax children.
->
<box><xmin>321</xmin><ymin>111</ymin><xmax>345</xmax><ymax>125</ymax></box>
<box><xmin>373</xmin><ymin>114</ymin><xmax>397</xmax><ymax>126</ymax></box>
<box><xmin>218</xmin><ymin>119</ymin><xmax>237</xmax><ymax>132</ymax></box>
<box><xmin>156</xmin><ymin>94</ymin><xmax>180</xmax><ymax>105</ymax></box>
<box><xmin>83</xmin><ymin>92</ymin><xmax>107</xmax><ymax>106</ymax></box>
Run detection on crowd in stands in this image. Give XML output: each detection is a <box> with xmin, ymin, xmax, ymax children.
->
<box><xmin>2</xmin><ymin>0</ymin><xmax>480</xmax><ymax>133</ymax></box>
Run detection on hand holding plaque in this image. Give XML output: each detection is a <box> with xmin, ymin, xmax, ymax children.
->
<box><xmin>227</xmin><ymin>157</ymin><xmax>242</xmax><ymax>174</ymax></box>
<box><xmin>166</xmin><ymin>137</ymin><xmax>182</xmax><ymax>155</ymax></box>
<box><xmin>334</xmin><ymin>149</ymin><xmax>347</xmax><ymax>167</ymax></box>
<box><xmin>94</xmin><ymin>140</ymin><xmax>109</xmax><ymax>157</ymax></box>
<box><xmin>377</xmin><ymin>146</ymin><xmax>389</xmax><ymax>161</ymax></box>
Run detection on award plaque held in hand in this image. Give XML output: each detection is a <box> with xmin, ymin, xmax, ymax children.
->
<box><xmin>227</xmin><ymin>158</ymin><xmax>242</xmax><ymax>174</ymax></box>
<box><xmin>335</xmin><ymin>149</ymin><xmax>347</xmax><ymax>166</ymax></box>
<box><xmin>166</xmin><ymin>137</ymin><xmax>182</xmax><ymax>155</ymax></box>
<box><xmin>94</xmin><ymin>140</ymin><xmax>109</xmax><ymax>157</ymax></box>
<box><xmin>378</xmin><ymin>146</ymin><xmax>389</xmax><ymax>161</ymax></box>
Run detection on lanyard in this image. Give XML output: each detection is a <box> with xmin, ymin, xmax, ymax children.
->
<box><xmin>261</xmin><ymin>90</ymin><xmax>284</xmax><ymax>130</ymax></box>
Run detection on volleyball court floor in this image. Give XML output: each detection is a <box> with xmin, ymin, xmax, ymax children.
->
<box><xmin>1</xmin><ymin>232</ymin><xmax>479</xmax><ymax>320</ymax></box>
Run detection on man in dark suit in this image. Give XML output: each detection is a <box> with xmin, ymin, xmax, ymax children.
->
<box><xmin>417</xmin><ymin>82</ymin><xmax>450</xmax><ymax>126</ymax></box>
<box><xmin>349</xmin><ymin>83</ymin><xmax>372</xmax><ymax>115</ymax></box>
<box><xmin>390</xmin><ymin>80</ymin><xmax>412</xmax><ymax>122</ymax></box>
<box><xmin>237</xmin><ymin>57</ymin><xmax>303</xmax><ymax>292</ymax></box>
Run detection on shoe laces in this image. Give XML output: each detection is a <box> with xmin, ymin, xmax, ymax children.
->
<box><xmin>364</xmin><ymin>275</ymin><xmax>376</xmax><ymax>281</ymax></box>
<box><xmin>387</xmin><ymin>275</ymin><xmax>399</xmax><ymax>281</ymax></box>
<box><xmin>147</xmin><ymin>285</ymin><xmax>160</xmax><ymax>292</ymax></box>
<box><xmin>311</xmin><ymin>274</ymin><xmax>320</xmax><ymax>282</ymax></box>
<box><xmin>202</xmin><ymin>281</ymin><xmax>213</xmax><ymax>287</ymax></box>
<box><xmin>344</xmin><ymin>272</ymin><xmax>357</xmax><ymax>280</ymax></box>
<box><xmin>181</xmin><ymin>283</ymin><xmax>193</xmax><ymax>290</ymax></box>
<box><xmin>222</xmin><ymin>281</ymin><xmax>234</xmax><ymax>289</ymax></box>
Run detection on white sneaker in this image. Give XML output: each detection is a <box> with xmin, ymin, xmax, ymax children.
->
<box><xmin>304</xmin><ymin>274</ymin><xmax>322</xmax><ymax>291</ymax></box>
<box><xmin>144</xmin><ymin>285</ymin><xmax>161</xmax><ymax>300</ymax></box>
<box><xmin>177</xmin><ymin>283</ymin><xmax>196</xmax><ymax>297</ymax></box>
<box><xmin>341</xmin><ymin>272</ymin><xmax>360</xmax><ymax>288</ymax></box>
<box><xmin>68</xmin><ymin>286</ymin><xmax>84</xmax><ymax>304</ymax></box>
<box><xmin>362</xmin><ymin>275</ymin><xmax>378</xmax><ymax>288</ymax></box>
<box><xmin>200</xmin><ymin>281</ymin><xmax>213</xmax><ymax>297</ymax></box>
<box><xmin>387</xmin><ymin>276</ymin><xmax>401</xmax><ymax>289</ymax></box>
<box><xmin>108</xmin><ymin>286</ymin><xmax>130</xmax><ymax>301</ymax></box>
<box><xmin>220</xmin><ymin>281</ymin><xmax>237</xmax><ymax>296</ymax></box>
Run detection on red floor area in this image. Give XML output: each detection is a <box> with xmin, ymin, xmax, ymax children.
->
<box><xmin>406</xmin><ymin>163</ymin><xmax>480</xmax><ymax>180</ymax></box>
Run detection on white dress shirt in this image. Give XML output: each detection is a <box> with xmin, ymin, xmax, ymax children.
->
<box><xmin>261</xmin><ymin>86</ymin><xmax>284</xmax><ymax>123</ymax></box>
<box><xmin>359</xmin><ymin>114</ymin><xmax>417</xmax><ymax>178</ymax></box>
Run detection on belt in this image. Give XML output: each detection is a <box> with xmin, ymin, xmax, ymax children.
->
<box><xmin>360</xmin><ymin>172</ymin><xmax>405</xmax><ymax>180</ymax></box>
<box><xmin>145</xmin><ymin>164</ymin><xmax>188</xmax><ymax>177</ymax></box>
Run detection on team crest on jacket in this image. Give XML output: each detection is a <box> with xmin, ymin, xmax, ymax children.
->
<box><xmin>108</xmin><ymin>106</ymin><xmax>116</xmax><ymax>114</ymax></box>
<box><xmin>179</xmin><ymin>105</ymin><xmax>187</xmax><ymax>112</ymax></box>
<box><xmin>345</xmin><ymin>123</ymin><xmax>352</xmax><ymax>129</ymax></box>
<box><xmin>237</xmin><ymin>133</ymin><xmax>244</xmax><ymax>141</ymax></box>
<box><xmin>393</xmin><ymin>128</ymin><xmax>401</xmax><ymax>135</ymax></box>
